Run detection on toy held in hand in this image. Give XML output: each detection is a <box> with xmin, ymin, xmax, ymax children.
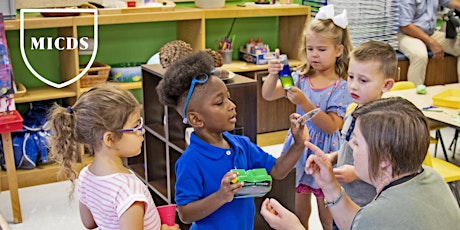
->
<box><xmin>295</xmin><ymin>108</ymin><xmax>321</xmax><ymax>125</ymax></box>
<box><xmin>230</xmin><ymin>168</ymin><xmax>272</xmax><ymax>198</ymax></box>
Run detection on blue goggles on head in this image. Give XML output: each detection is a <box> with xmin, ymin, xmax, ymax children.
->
<box><xmin>183</xmin><ymin>73</ymin><xmax>209</xmax><ymax>124</ymax></box>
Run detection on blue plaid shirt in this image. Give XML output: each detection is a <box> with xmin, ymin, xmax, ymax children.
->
<box><xmin>399</xmin><ymin>0</ymin><xmax>451</xmax><ymax>35</ymax></box>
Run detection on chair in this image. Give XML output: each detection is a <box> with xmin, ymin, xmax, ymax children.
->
<box><xmin>390</xmin><ymin>81</ymin><xmax>450</xmax><ymax>161</ymax></box>
<box><xmin>448</xmin><ymin>129</ymin><xmax>459</xmax><ymax>159</ymax></box>
<box><xmin>389</xmin><ymin>81</ymin><xmax>415</xmax><ymax>91</ymax></box>
<box><xmin>346</xmin><ymin>102</ymin><xmax>358</xmax><ymax>115</ymax></box>
<box><xmin>423</xmin><ymin>152</ymin><xmax>460</xmax><ymax>207</ymax></box>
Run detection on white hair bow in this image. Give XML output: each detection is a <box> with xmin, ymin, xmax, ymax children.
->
<box><xmin>315</xmin><ymin>4</ymin><xmax>348</xmax><ymax>29</ymax></box>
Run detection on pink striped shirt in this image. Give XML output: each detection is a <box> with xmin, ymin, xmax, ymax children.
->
<box><xmin>78</xmin><ymin>166</ymin><xmax>161</xmax><ymax>229</ymax></box>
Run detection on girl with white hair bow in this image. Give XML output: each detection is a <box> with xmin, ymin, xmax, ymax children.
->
<box><xmin>261</xmin><ymin>4</ymin><xmax>353</xmax><ymax>230</ymax></box>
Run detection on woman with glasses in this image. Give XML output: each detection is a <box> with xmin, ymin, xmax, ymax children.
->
<box><xmin>47</xmin><ymin>84</ymin><xmax>178</xmax><ymax>230</ymax></box>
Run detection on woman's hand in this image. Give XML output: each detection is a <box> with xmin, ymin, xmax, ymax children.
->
<box><xmin>260</xmin><ymin>198</ymin><xmax>305</xmax><ymax>230</ymax></box>
<box><xmin>304</xmin><ymin>141</ymin><xmax>337</xmax><ymax>190</ymax></box>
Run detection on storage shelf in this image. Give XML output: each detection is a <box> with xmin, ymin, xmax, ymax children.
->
<box><xmin>147</xmin><ymin>180</ymin><xmax>169</xmax><ymax>202</ymax></box>
<box><xmin>145</xmin><ymin>123</ymin><xmax>166</xmax><ymax>140</ymax></box>
<box><xmin>77</xmin><ymin>7</ymin><xmax>203</xmax><ymax>25</ymax></box>
<box><xmin>5</xmin><ymin>6</ymin><xmax>309</xmax><ymax>30</ymax></box>
<box><xmin>169</xmin><ymin>140</ymin><xmax>187</xmax><ymax>153</ymax></box>
<box><xmin>223</xmin><ymin>59</ymin><xmax>303</xmax><ymax>73</ymax></box>
<box><xmin>13</xmin><ymin>85</ymin><xmax>77</xmax><ymax>103</ymax></box>
<box><xmin>129</xmin><ymin>163</ymin><xmax>146</xmax><ymax>180</ymax></box>
<box><xmin>79</xmin><ymin>81</ymin><xmax>142</xmax><ymax>94</ymax></box>
<box><xmin>148</xmin><ymin>179</ymin><xmax>168</xmax><ymax>198</ymax></box>
<box><xmin>0</xmin><ymin>155</ymin><xmax>92</xmax><ymax>191</ymax></box>
<box><xmin>4</xmin><ymin>14</ymin><xmax>74</xmax><ymax>30</ymax></box>
<box><xmin>203</xmin><ymin>5</ymin><xmax>309</xmax><ymax>18</ymax></box>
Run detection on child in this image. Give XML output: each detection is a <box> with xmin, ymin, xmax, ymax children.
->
<box><xmin>261</xmin><ymin>4</ymin><xmax>352</xmax><ymax>229</ymax></box>
<box><xmin>327</xmin><ymin>40</ymin><xmax>396</xmax><ymax>229</ymax></box>
<box><xmin>155</xmin><ymin>51</ymin><xmax>309</xmax><ymax>230</ymax></box>
<box><xmin>47</xmin><ymin>84</ymin><xmax>179</xmax><ymax>230</ymax></box>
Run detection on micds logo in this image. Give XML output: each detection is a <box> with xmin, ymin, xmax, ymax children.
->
<box><xmin>30</xmin><ymin>37</ymin><xmax>90</xmax><ymax>50</ymax></box>
<box><xmin>20</xmin><ymin>8</ymin><xmax>98</xmax><ymax>88</ymax></box>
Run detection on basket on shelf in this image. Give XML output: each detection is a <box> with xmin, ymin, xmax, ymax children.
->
<box><xmin>79</xmin><ymin>62</ymin><xmax>111</xmax><ymax>88</ymax></box>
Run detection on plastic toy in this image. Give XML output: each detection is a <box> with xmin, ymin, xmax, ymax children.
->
<box><xmin>296</xmin><ymin>108</ymin><xmax>321</xmax><ymax>125</ymax></box>
<box><xmin>230</xmin><ymin>168</ymin><xmax>272</xmax><ymax>198</ymax></box>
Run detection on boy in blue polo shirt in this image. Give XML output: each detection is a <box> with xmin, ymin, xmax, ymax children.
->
<box><xmin>156</xmin><ymin>51</ymin><xmax>309</xmax><ymax>230</ymax></box>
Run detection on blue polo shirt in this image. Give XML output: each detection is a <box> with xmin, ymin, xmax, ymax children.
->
<box><xmin>399</xmin><ymin>0</ymin><xmax>451</xmax><ymax>35</ymax></box>
<box><xmin>175</xmin><ymin>131</ymin><xmax>277</xmax><ymax>230</ymax></box>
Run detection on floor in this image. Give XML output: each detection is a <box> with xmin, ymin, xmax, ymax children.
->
<box><xmin>0</xmin><ymin>127</ymin><xmax>458</xmax><ymax>230</ymax></box>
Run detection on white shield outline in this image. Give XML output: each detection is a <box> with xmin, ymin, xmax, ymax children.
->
<box><xmin>20</xmin><ymin>9</ymin><xmax>98</xmax><ymax>88</ymax></box>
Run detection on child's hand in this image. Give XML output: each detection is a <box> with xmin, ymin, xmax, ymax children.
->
<box><xmin>267</xmin><ymin>59</ymin><xmax>283</xmax><ymax>77</ymax></box>
<box><xmin>333</xmin><ymin>164</ymin><xmax>358</xmax><ymax>184</ymax></box>
<box><xmin>289</xmin><ymin>113</ymin><xmax>310</xmax><ymax>145</ymax></box>
<box><xmin>286</xmin><ymin>87</ymin><xmax>308</xmax><ymax>105</ymax></box>
<box><xmin>161</xmin><ymin>224</ymin><xmax>180</xmax><ymax>230</ymax></box>
<box><xmin>216</xmin><ymin>171</ymin><xmax>243</xmax><ymax>203</ymax></box>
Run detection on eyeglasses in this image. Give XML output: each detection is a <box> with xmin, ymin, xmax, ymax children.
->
<box><xmin>117</xmin><ymin>117</ymin><xmax>144</xmax><ymax>135</ymax></box>
<box><xmin>182</xmin><ymin>74</ymin><xmax>209</xmax><ymax>124</ymax></box>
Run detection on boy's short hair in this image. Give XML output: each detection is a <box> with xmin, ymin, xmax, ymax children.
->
<box><xmin>350</xmin><ymin>41</ymin><xmax>397</xmax><ymax>79</ymax></box>
<box><xmin>156</xmin><ymin>51</ymin><xmax>214</xmax><ymax>108</ymax></box>
<box><xmin>352</xmin><ymin>97</ymin><xmax>429</xmax><ymax>181</ymax></box>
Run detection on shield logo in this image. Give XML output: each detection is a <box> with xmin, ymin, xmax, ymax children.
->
<box><xmin>20</xmin><ymin>8</ymin><xmax>98</xmax><ymax>88</ymax></box>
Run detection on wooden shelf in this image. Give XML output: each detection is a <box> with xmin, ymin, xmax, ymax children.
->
<box><xmin>128</xmin><ymin>163</ymin><xmax>146</xmax><ymax>180</ymax></box>
<box><xmin>0</xmin><ymin>155</ymin><xmax>92</xmax><ymax>190</ymax></box>
<box><xmin>77</xmin><ymin>7</ymin><xmax>203</xmax><ymax>25</ymax></box>
<box><xmin>13</xmin><ymin>85</ymin><xmax>77</xmax><ymax>103</ymax></box>
<box><xmin>203</xmin><ymin>5</ymin><xmax>310</xmax><ymax>18</ymax></box>
<box><xmin>223</xmin><ymin>59</ymin><xmax>303</xmax><ymax>73</ymax></box>
<box><xmin>5</xmin><ymin>6</ymin><xmax>309</xmax><ymax>30</ymax></box>
<box><xmin>4</xmin><ymin>14</ymin><xmax>74</xmax><ymax>30</ymax></box>
<box><xmin>79</xmin><ymin>81</ymin><xmax>142</xmax><ymax>94</ymax></box>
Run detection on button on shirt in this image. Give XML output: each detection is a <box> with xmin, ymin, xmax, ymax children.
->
<box><xmin>399</xmin><ymin>0</ymin><xmax>451</xmax><ymax>35</ymax></box>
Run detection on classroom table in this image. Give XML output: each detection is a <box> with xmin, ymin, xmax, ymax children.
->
<box><xmin>383</xmin><ymin>83</ymin><xmax>460</xmax><ymax>158</ymax></box>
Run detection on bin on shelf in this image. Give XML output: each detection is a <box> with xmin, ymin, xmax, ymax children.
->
<box><xmin>0</xmin><ymin>110</ymin><xmax>23</xmax><ymax>133</ymax></box>
<box><xmin>79</xmin><ymin>62</ymin><xmax>111</xmax><ymax>88</ymax></box>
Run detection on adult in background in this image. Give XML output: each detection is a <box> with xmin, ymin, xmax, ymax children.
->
<box><xmin>397</xmin><ymin>0</ymin><xmax>460</xmax><ymax>86</ymax></box>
